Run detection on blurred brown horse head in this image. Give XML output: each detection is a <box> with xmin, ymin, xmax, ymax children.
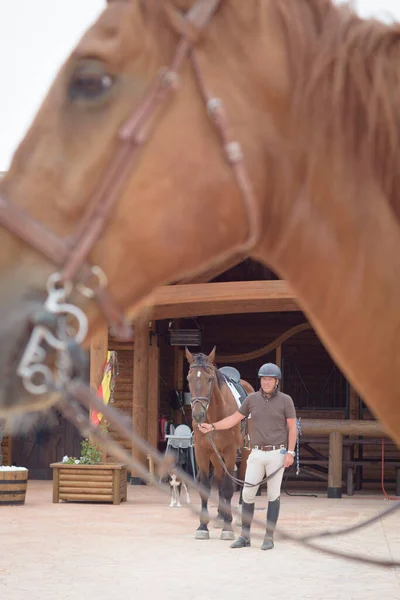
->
<box><xmin>1</xmin><ymin>1</ymin><xmax>400</xmax><ymax>445</ymax></box>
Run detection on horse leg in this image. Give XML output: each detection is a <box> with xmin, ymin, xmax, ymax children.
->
<box><xmin>195</xmin><ymin>464</ymin><xmax>211</xmax><ymax>540</ymax></box>
<box><xmin>214</xmin><ymin>477</ymin><xmax>225</xmax><ymax>528</ymax></box>
<box><xmin>219</xmin><ymin>472</ymin><xmax>235</xmax><ymax>540</ymax></box>
<box><xmin>213</xmin><ymin>457</ymin><xmax>235</xmax><ymax>541</ymax></box>
<box><xmin>213</xmin><ymin>509</ymin><xmax>225</xmax><ymax>529</ymax></box>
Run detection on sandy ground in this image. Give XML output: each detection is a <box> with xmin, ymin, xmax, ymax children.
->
<box><xmin>1</xmin><ymin>481</ymin><xmax>400</xmax><ymax>600</ymax></box>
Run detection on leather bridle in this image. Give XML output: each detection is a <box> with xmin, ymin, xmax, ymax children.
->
<box><xmin>0</xmin><ymin>0</ymin><xmax>260</xmax><ymax>396</ymax></box>
<box><xmin>188</xmin><ymin>362</ymin><xmax>215</xmax><ymax>414</ymax></box>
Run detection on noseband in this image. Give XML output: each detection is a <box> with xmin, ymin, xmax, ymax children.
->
<box><xmin>189</xmin><ymin>363</ymin><xmax>215</xmax><ymax>414</ymax></box>
<box><xmin>0</xmin><ymin>0</ymin><xmax>260</xmax><ymax>397</ymax></box>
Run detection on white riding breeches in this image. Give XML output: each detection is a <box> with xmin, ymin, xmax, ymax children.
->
<box><xmin>242</xmin><ymin>449</ymin><xmax>285</xmax><ymax>503</ymax></box>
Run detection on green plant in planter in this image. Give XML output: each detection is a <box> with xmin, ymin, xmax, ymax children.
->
<box><xmin>62</xmin><ymin>438</ymin><xmax>102</xmax><ymax>465</ymax></box>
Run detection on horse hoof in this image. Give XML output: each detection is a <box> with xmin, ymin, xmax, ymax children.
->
<box><xmin>195</xmin><ymin>530</ymin><xmax>210</xmax><ymax>540</ymax></box>
<box><xmin>212</xmin><ymin>518</ymin><xmax>225</xmax><ymax>529</ymax></box>
<box><xmin>220</xmin><ymin>530</ymin><xmax>235</xmax><ymax>541</ymax></box>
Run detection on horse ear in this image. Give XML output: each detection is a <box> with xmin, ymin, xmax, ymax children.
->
<box><xmin>185</xmin><ymin>347</ymin><xmax>194</xmax><ymax>363</ymax></box>
<box><xmin>208</xmin><ymin>346</ymin><xmax>216</xmax><ymax>363</ymax></box>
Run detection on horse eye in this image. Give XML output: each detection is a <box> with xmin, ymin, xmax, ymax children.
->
<box><xmin>68</xmin><ymin>70</ymin><xmax>114</xmax><ymax>101</ymax></box>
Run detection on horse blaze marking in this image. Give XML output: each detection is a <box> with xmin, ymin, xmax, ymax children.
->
<box><xmin>197</xmin><ymin>371</ymin><xmax>201</xmax><ymax>377</ymax></box>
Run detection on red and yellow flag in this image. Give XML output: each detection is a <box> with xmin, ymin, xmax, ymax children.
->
<box><xmin>90</xmin><ymin>351</ymin><xmax>116</xmax><ymax>426</ymax></box>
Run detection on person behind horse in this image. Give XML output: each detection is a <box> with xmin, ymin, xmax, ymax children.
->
<box><xmin>199</xmin><ymin>363</ymin><xmax>297</xmax><ymax>550</ymax></box>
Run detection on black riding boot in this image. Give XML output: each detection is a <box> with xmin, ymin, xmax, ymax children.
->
<box><xmin>261</xmin><ymin>497</ymin><xmax>280</xmax><ymax>550</ymax></box>
<box><xmin>230</xmin><ymin>501</ymin><xmax>254</xmax><ymax>548</ymax></box>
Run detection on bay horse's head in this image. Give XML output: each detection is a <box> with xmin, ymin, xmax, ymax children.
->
<box><xmin>185</xmin><ymin>346</ymin><xmax>218</xmax><ymax>424</ymax></box>
<box><xmin>0</xmin><ymin>1</ymin><xmax>290</xmax><ymax>418</ymax></box>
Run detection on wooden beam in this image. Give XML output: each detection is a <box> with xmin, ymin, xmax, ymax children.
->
<box><xmin>145</xmin><ymin>281</ymin><xmax>299</xmax><ymax>319</ymax></box>
<box><xmin>131</xmin><ymin>318</ymin><xmax>150</xmax><ymax>482</ymax></box>
<box><xmin>300</xmin><ymin>419</ymin><xmax>388</xmax><ymax>437</ymax></box>
<box><xmin>217</xmin><ymin>323</ymin><xmax>311</xmax><ymax>363</ymax></box>
<box><xmin>147</xmin><ymin>322</ymin><xmax>159</xmax><ymax>449</ymax></box>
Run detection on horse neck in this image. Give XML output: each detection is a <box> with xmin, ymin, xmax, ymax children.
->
<box><xmin>254</xmin><ymin>168</ymin><xmax>400</xmax><ymax>447</ymax></box>
<box><xmin>248</xmin><ymin>4</ymin><xmax>400</xmax><ymax>449</ymax></box>
<box><xmin>207</xmin><ymin>380</ymin><xmax>235</xmax><ymax>423</ymax></box>
<box><xmin>207</xmin><ymin>379</ymin><xmax>227</xmax><ymax>423</ymax></box>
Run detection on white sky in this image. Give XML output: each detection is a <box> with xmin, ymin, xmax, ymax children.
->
<box><xmin>0</xmin><ymin>0</ymin><xmax>399</xmax><ymax>171</ymax></box>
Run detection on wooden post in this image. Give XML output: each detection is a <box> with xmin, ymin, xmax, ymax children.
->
<box><xmin>173</xmin><ymin>346</ymin><xmax>185</xmax><ymax>425</ymax></box>
<box><xmin>131</xmin><ymin>317</ymin><xmax>150</xmax><ymax>484</ymax></box>
<box><xmin>148</xmin><ymin>322</ymin><xmax>160</xmax><ymax>450</ymax></box>
<box><xmin>90</xmin><ymin>326</ymin><xmax>109</xmax><ymax>391</ymax></box>
<box><xmin>328</xmin><ymin>432</ymin><xmax>343</xmax><ymax>498</ymax></box>
<box><xmin>275</xmin><ymin>345</ymin><xmax>282</xmax><ymax>370</ymax></box>
<box><xmin>348</xmin><ymin>385</ymin><xmax>360</xmax><ymax>420</ymax></box>
<box><xmin>89</xmin><ymin>325</ymin><xmax>109</xmax><ymax>462</ymax></box>
<box><xmin>347</xmin><ymin>384</ymin><xmax>361</xmax><ymax>493</ymax></box>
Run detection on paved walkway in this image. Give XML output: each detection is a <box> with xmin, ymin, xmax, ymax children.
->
<box><xmin>1</xmin><ymin>481</ymin><xmax>400</xmax><ymax>600</ymax></box>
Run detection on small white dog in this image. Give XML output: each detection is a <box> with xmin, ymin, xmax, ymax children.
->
<box><xmin>168</xmin><ymin>470</ymin><xmax>191</xmax><ymax>508</ymax></box>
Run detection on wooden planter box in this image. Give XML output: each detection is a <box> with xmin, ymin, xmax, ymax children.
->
<box><xmin>50</xmin><ymin>463</ymin><xmax>127</xmax><ymax>505</ymax></box>
<box><xmin>0</xmin><ymin>469</ymin><xmax>28</xmax><ymax>506</ymax></box>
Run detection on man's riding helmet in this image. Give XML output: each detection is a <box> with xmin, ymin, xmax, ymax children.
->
<box><xmin>258</xmin><ymin>363</ymin><xmax>282</xmax><ymax>379</ymax></box>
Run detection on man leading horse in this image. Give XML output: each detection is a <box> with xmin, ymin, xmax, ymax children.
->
<box><xmin>199</xmin><ymin>362</ymin><xmax>297</xmax><ymax>550</ymax></box>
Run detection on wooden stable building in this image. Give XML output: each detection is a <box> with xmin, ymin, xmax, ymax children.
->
<box><xmin>2</xmin><ymin>259</ymin><xmax>400</xmax><ymax>496</ymax></box>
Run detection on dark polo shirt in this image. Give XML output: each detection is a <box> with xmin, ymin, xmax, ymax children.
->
<box><xmin>239</xmin><ymin>389</ymin><xmax>296</xmax><ymax>447</ymax></box>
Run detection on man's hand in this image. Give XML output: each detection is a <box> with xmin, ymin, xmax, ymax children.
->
<box><xmin>284</xmin><ymin>453</ymin><xmax>294</xmax><ymax>469</ymax></box>
<box><xmin>198</xmin><ymin>423</ymin><xmax>214</xmax><ymax>434</ymax></box>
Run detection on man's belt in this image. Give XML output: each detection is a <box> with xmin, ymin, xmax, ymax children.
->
<box><xmin>251</xmin><ymin>444</ymin><xmax>286</xmax><ymax>452</ymax></box>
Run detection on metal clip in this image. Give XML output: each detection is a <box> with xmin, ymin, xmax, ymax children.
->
<box><xmin>17</xmin><ymin>272</ymin><xmax>88</xmax><ymax>395</ymax></box>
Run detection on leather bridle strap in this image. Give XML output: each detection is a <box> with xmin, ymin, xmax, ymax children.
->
<box><xmin>189</xmin><ymin>362</ymin><xmax>215</xmax><ymax>412</ymax></box>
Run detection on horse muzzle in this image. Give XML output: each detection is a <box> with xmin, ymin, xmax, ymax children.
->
<box><xmin>190</xmin><ymin>397</ymin><xmax>209</xmax><ymax>424</ymax></box>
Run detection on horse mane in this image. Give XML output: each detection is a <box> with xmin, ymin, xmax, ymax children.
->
<box><xmin>138</xmin><ymin>0</ymin><xmax>400</xmax><ymax>215</ymax></box>
<box><xmin>271</xmin><ymin>0</ymin><xmax>400</xmax><ymax>214</ymax></box>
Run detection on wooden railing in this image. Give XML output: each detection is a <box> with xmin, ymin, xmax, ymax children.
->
<box><xmin>297</xmin><ymin>419</ymin><xmax>396</xmax><ymax>497</ymax></box>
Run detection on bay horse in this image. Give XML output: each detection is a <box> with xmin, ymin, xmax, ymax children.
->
<box><xmin>0</xmin><ymin>1</ymin><xmax>400</xmax><ymax>449</ymax></box>
<box><xmin>185</xmin><ymin>346</ymin><xmax>253</xmax><ymax>539</ymax></box>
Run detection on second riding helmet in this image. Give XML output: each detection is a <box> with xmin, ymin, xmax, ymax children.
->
<box><xmin>258</xmin><ymin>363</ymin><xmax>282</xmax><ymax>379</ymax></box>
